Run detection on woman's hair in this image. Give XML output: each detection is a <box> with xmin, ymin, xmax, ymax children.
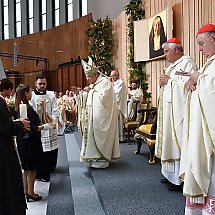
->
<box><xmin>0</xmin><ymin>78</ymin><xmax>13</xmax><ymax>92</ymax></box>
<box><xmin>15</xmin><ymin>84</ymin><xmax>31</xmax><ymax>112</ymax></box>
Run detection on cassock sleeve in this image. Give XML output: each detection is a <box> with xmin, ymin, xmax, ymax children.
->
<box><xmin>0</xmin><ymin>99</ymin><xmax>23</xmax><ymax>136</ymax></box>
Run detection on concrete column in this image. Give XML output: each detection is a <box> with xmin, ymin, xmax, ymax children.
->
<box><xmin>46</xmin><ymin>0</ymin><xmax>54</xmax><ymax>29</ymax></box>
<box><xmin>33</xmin><ymin>0</ymin><xmax>42</xmax><ymax>33</ymax></box>
<box><xmin>59</xmin><ymin>0</ymin><xmax>66</xmax><ymax>25</ymax></box>
<box><xmin>8</xmin><ymin>0</ymin><xmax>15</xmax><ymax>38</ymax></box>
<box><xmin>21</xmin><ymin>0</ymin><xmax>28</xmax><ymax>36</ymax></box>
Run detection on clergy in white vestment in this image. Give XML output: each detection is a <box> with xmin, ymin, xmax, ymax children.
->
<box><xmin>31</xmin><ymin>75</ymin><xmax>59</xmax><ymax>181</ymax></box>
<box><xmin>179</xmin><ymin>24</ymin><xmax>215</xmax><ymax>215</ymax></box>
<box><xmin>155</xmin><ymin>38</ymin><xmax>198</xmax><ymax>191</ymax></box>
<box><xmin>127</xmin><ymin>80</ymin><xmax>143</xmax><ymax>119</ymax></box>
<box><xmin>110</xmin><ymin>69</ymin><xmax>128</xmax><ymax>142</ymax></box>
<box><xmin>71</xmin><ymin>57</ymin><xmax>120</xmax><ymax>168</ymax></box>
<box><xmin>75</xmin><ymin>88</ymin><xmax>88</xmax><ymax>135</ymax></box>
<box><xmin>62</xmin><ymin>90</ymin><xmax>69</xmax><ymax>104</ymax></box>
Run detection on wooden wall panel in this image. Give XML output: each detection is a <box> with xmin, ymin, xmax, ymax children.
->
<box><xmin>194</xmin><ymin>0</ymin><xmax>200</xmax><ymax>67</ymax></box>
<box><xmin>62</xmin><ymin>67</ymin><xmax>69</xmax><ymax>92</ymax></box>
<box><xmin>0</xmin><ymin>14</ymin><xmax>92</xmax><ymax>91</ymax></box>
<box><xmin>189</xmin><ymin>0</ymin><xmax>195</xmax><ymax>59</ymax></box>
<box><xmin>57</xmin><ymin>68</ymin><xmax>62</xmax><ymax>92</ymax></box>
<box><xmin>182</xmin><ymin>0</ymin><xmax>189</xmax><ymax>55</ymax></box>
<box><xmin>54</xmin><ymin>64</ymin><xmax>86</xmax><ymax>93</ymax></box>
<box><xmin>46</xmin><ymin>70</ymin><xmax>58</xmax><ymax>91</ymax></box>
<box><xmin>75</xmin><ymin>64</ymin><xmax>86</xmax><ymax>87</ymax></box>
<box><xmin>68</xmin><ymin>66</ymin><xmax>76</xmax><ymax>88</ymax></box>
<box><xmin>112</xmin><ymin>11</ymin><xmax>129</xmax><ymax>87</ymax></box>
<box><xmin>21</xmin><ymin>70</ymin><xmax>44</xmax><ymax>89</ymax></box>
<box><xmin>213</xmin><ymin>0</ymin><xmax>215</xmax><ymax>23</ymax></box>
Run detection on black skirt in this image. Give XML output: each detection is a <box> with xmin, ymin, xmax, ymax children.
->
<box><xmin>17</xmin><ymin>135</ymin><xmax>44</xmax><ymax>170</ymax></box>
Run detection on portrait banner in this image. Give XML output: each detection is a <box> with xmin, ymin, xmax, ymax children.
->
<box><xmin>134</xmin><ymin>8</ymin><xmax>173</xmax><ymax>62</ymax></box>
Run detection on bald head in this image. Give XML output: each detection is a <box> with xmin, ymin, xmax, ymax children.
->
<box><xmin>110</xmin><ymin>70</ymin><xmax>119</xmax><ymax>82</ymax></box>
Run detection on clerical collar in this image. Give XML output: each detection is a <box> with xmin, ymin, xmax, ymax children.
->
<box><xmin>34</xmin><ymin>89</ymin><xmax>46</xmax><ymax>95</ymax></box>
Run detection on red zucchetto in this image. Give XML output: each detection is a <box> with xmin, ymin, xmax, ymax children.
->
<box><xmin>197</xmin><ymin>23</ymin><xmax>215</xmax><ymax>35</ymax></box>
<box><xmin>166</xmin><ymin>38</ymin><xmax>181</xmax><ymax>45</ymax></box>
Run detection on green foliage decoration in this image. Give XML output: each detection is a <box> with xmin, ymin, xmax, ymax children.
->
<box><xmin>85</xmin><ymin>16</ymin><xmax>114</xmax><ymax>76</ymax></box>
<box><xmin>125</xmin><ymin>0</ymin><xmax>151</xmax><ymax>99</ymax></box>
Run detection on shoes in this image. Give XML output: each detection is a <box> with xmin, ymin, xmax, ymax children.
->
<box><xmin>168</xmin><ymin>184</ymin><xmax>183</xmax><ymax>192</ymax></box>
<box><xmin>119</xmin><ymin>140</ymin><xmax>126</xmax><ymax>143</ymax></box>
<box><xmin>160</xmin><ymin>178</ymin><xmax>171</xmax><ymax>184</ymax></box>
<box><xmin>26</xmin><ymin>193</ymin><xmax>42</xmax><ymax>202</ymax></box>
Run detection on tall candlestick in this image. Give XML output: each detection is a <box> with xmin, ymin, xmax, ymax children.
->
<box><xmin>19</xmin><ymin>103</ymin><xmax>27</xmax><ymax>118</ymax></box>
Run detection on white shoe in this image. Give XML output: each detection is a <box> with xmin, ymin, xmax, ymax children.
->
<box><xmin>91</xmin><ymin>161</ymin><xmax>109</xmax><ymax>168</ymax></box>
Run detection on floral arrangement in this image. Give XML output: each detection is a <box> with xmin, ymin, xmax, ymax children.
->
<box><xmin>125</xmin><ymin>0</ymin><xmax>151</xmax><ymax>100</ymax></box>
<box><xmin>85</xmin><ymin>16</ymin><xmax>114</xmax><ymax>76</ymax></box>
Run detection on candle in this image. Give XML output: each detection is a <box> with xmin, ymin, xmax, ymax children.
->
<box><xmin>19</xmin><ymin>103</ymin><xmax>27</xmax><ymax>118</ymax></box>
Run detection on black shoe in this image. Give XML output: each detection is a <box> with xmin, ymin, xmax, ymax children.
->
<box><xmin>37</xmin><ymin>178</ymin><xmax>50</xmax><ymax>182</ymax></box>
<box><xmin>26</xmin><ymin>193</ymin><xmax>42</xmax><ymax>202</ymax></box>
<box><xmin>168</xmin><ymin>184</ymin><xmax>183</xmax><ymax>191</ymax></box>
<box><xmin>160</xmin><ymin>178</ymin><xmax>171</xmax><ymax>184</ymax></box>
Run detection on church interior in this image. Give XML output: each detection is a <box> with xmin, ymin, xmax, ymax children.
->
<box><xmin>0</xmin><ymin>0</ymin><xmax>215</xmax><ymax>215</ymax></box>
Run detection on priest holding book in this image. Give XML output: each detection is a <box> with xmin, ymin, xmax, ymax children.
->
<box><xmin>155</xmin><ymin>38</ymin><xmax>198</xmax><ymax>191</ymax></box>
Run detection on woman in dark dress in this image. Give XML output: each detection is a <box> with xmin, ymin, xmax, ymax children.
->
<box><xmin>15</xmin><ymin>84</ymin><xmax>51</xmax><ymax>202</ymax></box>
<box><xmin>0</xmin><ymin>79</ymin><xmax>29</xmax><ymax>215</ymax></box>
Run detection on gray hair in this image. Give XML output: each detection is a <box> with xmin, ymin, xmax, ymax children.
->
<box><xmin>196</xmin><ymin>31</ymin><xmax>215</xmax><ymax>38</ymax></box>
<box><xmin>162</xmin><ymin>42</ymin><xmax>184</xmax><ymax>53</ymax></box>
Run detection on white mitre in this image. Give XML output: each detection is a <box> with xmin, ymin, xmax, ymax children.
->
<box><xmin>81</xmin><ymin>56</ymin><xmax>98</xmax><ymax>76</ymax></box>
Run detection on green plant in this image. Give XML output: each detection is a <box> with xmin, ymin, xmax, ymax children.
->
<box><xmin>125</xmin><ymin>0</ymin><xmax>151</xmax><ymax>100</ymax></box>
<box><xmin>85</xmin><ymin>16</ymin><xmax>114</xmax><ymax>76</ymax></box>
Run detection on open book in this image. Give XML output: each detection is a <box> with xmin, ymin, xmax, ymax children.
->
<box><xmin>174</xmin><ymin>71</ymin><xmax>189</xmax><ymax>76</ymax></box>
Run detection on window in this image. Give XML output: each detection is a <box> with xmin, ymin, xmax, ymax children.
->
<box><xmin>28</xmin><ymin>0</ymin><xmax>34</xmax><ymax>34</ymax></box>
<box><xmin>82</xmin><ymin>0</ymin><xmax>87</xmax><ymax>16</ymax></box>
<box><xmin>67</xmin><ymin>0</ymin><xmax>73</xmax><ymax>22</ymax></box>
<box><xmin>3</xmin><ymin>0</ymin><xmax>9</xmax><ymax>39</ymax></box>
<box><xmin>55</xmin><ymin>0</ymin><xmax>59</xmax><ymax>26</ymax></box>
<box><xmin>16</xmin><ymin>0</ymin><xmax>21</xmax><ymax>37</ymax></box>
<box><xmin>42</xmin><ymin>0</ymin><xmax>47</xmax><ymax>30</ymax></box>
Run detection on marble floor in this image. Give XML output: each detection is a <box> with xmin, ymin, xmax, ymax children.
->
<box><xmin>26</xmin><ymin>180</ymin><xmax>50</xmax><ymax>215</ymax></box>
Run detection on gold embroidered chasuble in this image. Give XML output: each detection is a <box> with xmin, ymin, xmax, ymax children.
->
<box><xmin>156</xmin><ymin>56</ymin><xmax>198</xmax><ymax>163</ymax></box>
<box><xmin>180</xmin><ymin>55</ymin><xmax>215</xmax><ymax>198</ymax></box>
<box><xmin>76</xmin><ymin>75</ymin><xmax>120</xmax><ymax>162</ymax></box>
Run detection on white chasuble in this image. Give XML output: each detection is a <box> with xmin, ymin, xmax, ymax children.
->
<box><xmin>113</xmin><ymin>78</ymin><xmax>128</xmax><ymax>141</ymax></box>
<box><xmin>180</xmin><ymin>55</ymin><xmax>215</xmax><ymax>200</ymax></box>
<box><xmin>113</xmin><ymin>78</ymin><xmax>128</xmax><ymax>120</ymax></box>
<box><xmin>155</xmin><ymin>56</ymin><xmax>198</xmax><ymax>184</ymax></box>
<box><xmin>78</xmin><ymin>75</ymin><xmax>120</xmax><ymax>167</ymax></box>
<box><xmin>75</xmin><ymin>91</ymin><xmax>88</xmax><ymax>135</ymax></box>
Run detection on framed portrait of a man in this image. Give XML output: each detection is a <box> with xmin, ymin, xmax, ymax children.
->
<box><xmin>134</xmin><ymin>8</ymin><xmax>172</xmax><ymax>62</ymax></box>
